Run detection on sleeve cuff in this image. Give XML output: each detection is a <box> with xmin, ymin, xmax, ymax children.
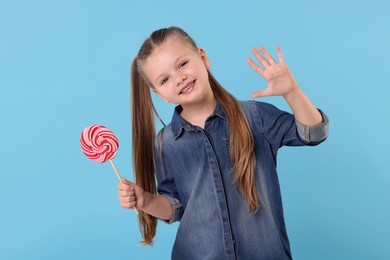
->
<box><xmin>296</xmin><ymin>109</ymin><xmax>329</xmax><ymax>143</ymax></box>
<box><xmin>160</xmin><ymin>194</ymin><xmax>183</xmax><ymax>224</ymax></box>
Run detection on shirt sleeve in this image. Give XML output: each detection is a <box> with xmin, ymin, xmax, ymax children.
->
<box><xmin>254</xmin><ymin>101</ymin><xmax>329</xmax><ymax>152</ymax></box>
<box><xmin>295</xmin><ymin>109</ymin><xmax>329</xmax><ymax>143</ymax></box>
<box><xmin>154</xmin><ymin>131</ymin><xmax>184</xmax><ymax>224</ymax></box>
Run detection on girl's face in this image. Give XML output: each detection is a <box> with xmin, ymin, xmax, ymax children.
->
<box><xmin>142</xmin><ymin>36</ymin><xmax>213</xmax><ymax>108</ymax></box>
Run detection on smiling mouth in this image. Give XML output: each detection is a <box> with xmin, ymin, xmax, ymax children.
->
<box><xmin>179</xmin><ymin>80</ymin><xmax>196</xmax><ymax>94</ymax></box>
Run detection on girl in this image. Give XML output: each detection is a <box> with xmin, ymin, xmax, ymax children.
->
<box><xmin>118</xmin><ymin>26</ymin><xmax>328</xmax><ymax>259</ymax></box>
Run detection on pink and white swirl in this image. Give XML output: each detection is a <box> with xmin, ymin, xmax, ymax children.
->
<box><xmin>80</xmin><ymin>124</ymin><xmax>119</xmax><ymax>163</ymax></box>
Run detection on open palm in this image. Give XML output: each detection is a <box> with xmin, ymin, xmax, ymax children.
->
<box><xmin>246</xmin><ymin>46</ymin><xmax>299</xmax><ymax>98</ymax></box>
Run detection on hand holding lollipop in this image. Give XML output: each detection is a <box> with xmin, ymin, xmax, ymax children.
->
<box><xmin>80</xmin><ymin>124</ymin><xmax>139</xmax><ymax>215</ymax></box>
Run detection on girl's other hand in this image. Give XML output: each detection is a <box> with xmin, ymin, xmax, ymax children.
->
<box><xmin>118</xmin><ymin>178</ymin><xmax>145</xmax><ymax>210</ymax></box>
<box><xmin>246</xmin><ymin>46</ymin><xmax>300</xmax><ymax>98</ymax></box>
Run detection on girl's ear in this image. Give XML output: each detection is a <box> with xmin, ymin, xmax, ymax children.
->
<box><xmin>198</xmin><ymin>48</ymin><xmax>211</xmax><ymax>69</ymax></box>
<box><xmin>152</xmin><ymin>88</ymin><xmax>170</xmax><ymax>103</ymax></box>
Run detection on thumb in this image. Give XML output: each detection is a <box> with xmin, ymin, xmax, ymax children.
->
<box><xmin>251</xmin><ymin>88</ymin><xmax>272</xmax><ymax>99</ymax></box>
<box><xmin>120</xmin><ymin>177</ymin><xmax>133</xmax><ymax>185</ymax></box>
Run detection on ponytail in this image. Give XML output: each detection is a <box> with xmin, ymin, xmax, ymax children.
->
<box><xmin>131</xmin><ymin>58</ymin><xmax>157</xmax><ymax>245</ymax></box>
<box><xmin>208</xmin><ymin>72</ymin><xmax>258</xmax><ymax>213</ymax></box>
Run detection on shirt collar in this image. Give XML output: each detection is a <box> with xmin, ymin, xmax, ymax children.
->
<box><xmin>170</xmin><ymin>101</ymin><xmax>227</xmax><ymax>139</ymax></box>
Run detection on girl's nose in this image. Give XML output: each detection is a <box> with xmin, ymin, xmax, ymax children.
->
<box><xmin>176</xmin><ymin>73</ymin><xmax>187</xmax><ymax>86</ymax></box>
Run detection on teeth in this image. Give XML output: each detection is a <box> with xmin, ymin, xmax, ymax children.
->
<box><xmin>181</xmin><ymin>82</ymin><xmax>193</xmax><ymax>93</ymax></box>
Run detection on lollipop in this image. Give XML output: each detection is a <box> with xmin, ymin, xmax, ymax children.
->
<box><xmin>80</xmin><ymin>124</ymin><xmax>118</xmax><ymax>161</ymax></box>
<box><xmin>80</xmin><ymin>124</ymin><xmax>139</xmax><ymax>215</ymax></box>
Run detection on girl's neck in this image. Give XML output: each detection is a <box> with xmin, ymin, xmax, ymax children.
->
<box><xmin>180</xmin><ymin>96</ymin><xmax>217</xmax><ymax>129</ymax></box>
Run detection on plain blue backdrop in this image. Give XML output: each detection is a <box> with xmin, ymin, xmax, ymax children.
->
<box><xmin>1</xmin><ymin>0</ymin><xmax>389</xmax><ymax>259</ymax></box>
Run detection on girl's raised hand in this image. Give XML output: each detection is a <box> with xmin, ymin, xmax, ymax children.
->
<box><xmin>118</xmin><ymin>178</ymin><xmax>145</xmax><ymax>210</ymax></box>
<box><xmin>246</xmin><ymin>46</ymin><xmax>299</xmax><ymax>98</ymax></box>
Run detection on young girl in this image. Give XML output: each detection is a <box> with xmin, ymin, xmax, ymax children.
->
<box><xmin>118</xmin><ymin>26</ymin><xmax>328</xmax><ymax>259</ymax></box>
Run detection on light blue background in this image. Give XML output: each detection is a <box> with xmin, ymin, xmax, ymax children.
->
<box><xmin>1</xmin><ymin>0</ymin><xmax>389</xmax><ymax>259</ymax></box>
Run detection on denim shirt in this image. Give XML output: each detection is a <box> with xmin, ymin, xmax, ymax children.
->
<box><xmin>155</xmin><ymin>101</ymin><xmax>329</xmax><ymax>260</ymax></box>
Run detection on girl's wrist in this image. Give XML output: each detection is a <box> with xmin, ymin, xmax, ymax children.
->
<box><xmin>283</xmin><ymin>86</ymin><xmax>302</xmax><ymax>101</ymax></box>
<box><xmin>140</xmin><ymin>191</ymin><xmax>151</xmax><ymax>210</ymax></box>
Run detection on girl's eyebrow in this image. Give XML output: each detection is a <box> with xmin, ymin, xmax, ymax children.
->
<box><xmin>154</xmin><ymin>54</ymin><xmax>188</xmax><ymax>84</ymax></box>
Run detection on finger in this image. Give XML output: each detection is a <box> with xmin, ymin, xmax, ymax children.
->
<box><xmin>118</xmin><ymin>182</ymin><xmax>132</xmax><ymax>191</ymax></box>
<box><xmin>119</xmin><ymin>195</ymin><xmax>136</xmax><ymax>204</ymax></box>
<box><xmin>259</xmin><ymin>46</ymin><xmax>277</xmax><ymax>65</ymax></box>
<box><xmin>119</xmin><ymin>202</ymin><xmax>128</xmax><ymax>208</ymax></box>
<box><xmin>118</xmin><ymin>182</ymin><xmax>129</xmax><ymax>189</ymax></box>
<box><xmin>246</xmin><ymin>57</ymin><xmax>265</xmax><ymax>76</ymax></box>
<box><xmin>276</xmin><ymin>46</ymin><xmax>285</xmax><ymax>64</ymax></box>
<box><xmin>118</xmin><ymin>190</ymin><xmax>135</xmax><ymax>197</ymax></box>
<box><xmin>128</xmin><ymin>201</ymin><xmax>137</xmax><ymax>208</ymax></box>
<box><xmin>120</xmin><ymin>178</ymin><xmax>138</xmax><ymax>190</ymax></box>
<box><xmin>120</xmin><ymin>177</ymin><xmax>133</xmax><ymax>185</ymax></box>
<box><xmin>251</xmin><ymin>47</ymin><xmax>271</xmax><ymax>68</ymax></box>
<box><xmin>120</xmin><ymin>201</ymin><xmax>136</xmax><ymax>209</ymax></box>
<box><xmin>120</xmin><ymin>196</ymin><xmax>130</xmax><ymax>203</ymax></box>
<box><xmin>251</xmin><ymin>88</ymin><xmax>273</xmax><ymax>99</ymax></box>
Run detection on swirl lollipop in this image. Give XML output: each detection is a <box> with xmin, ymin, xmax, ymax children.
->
<box><xmin>80</xmin><ymin>124</ymin><xmax>138</xmax><ymax>215</ymax></box>
<box><xmin>80</xmin><ymin>124</ymin><xmax>118</xmax><ymax>161</ymax></box>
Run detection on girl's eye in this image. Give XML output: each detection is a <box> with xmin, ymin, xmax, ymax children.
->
<box><xmin>161</xmin><ymin>77</ymin><xmax>169</xmax><ymax>85</ymax></box>
<box><xmin>179</xmin><ymin>61</ymin><xmax>188</xmax><ymax>68</ymax></box>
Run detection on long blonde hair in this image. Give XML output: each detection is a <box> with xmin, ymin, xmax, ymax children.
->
<box><xmin>131</xmin><ymin>26</ymin><xmax>257</xmax><ymax>245</ymax></box>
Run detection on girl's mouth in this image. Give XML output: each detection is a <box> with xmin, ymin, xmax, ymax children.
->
<box><xmin>179</xmin><ymin>80</ymin><xmax>196</xmax><ymax>94</ymax></box>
